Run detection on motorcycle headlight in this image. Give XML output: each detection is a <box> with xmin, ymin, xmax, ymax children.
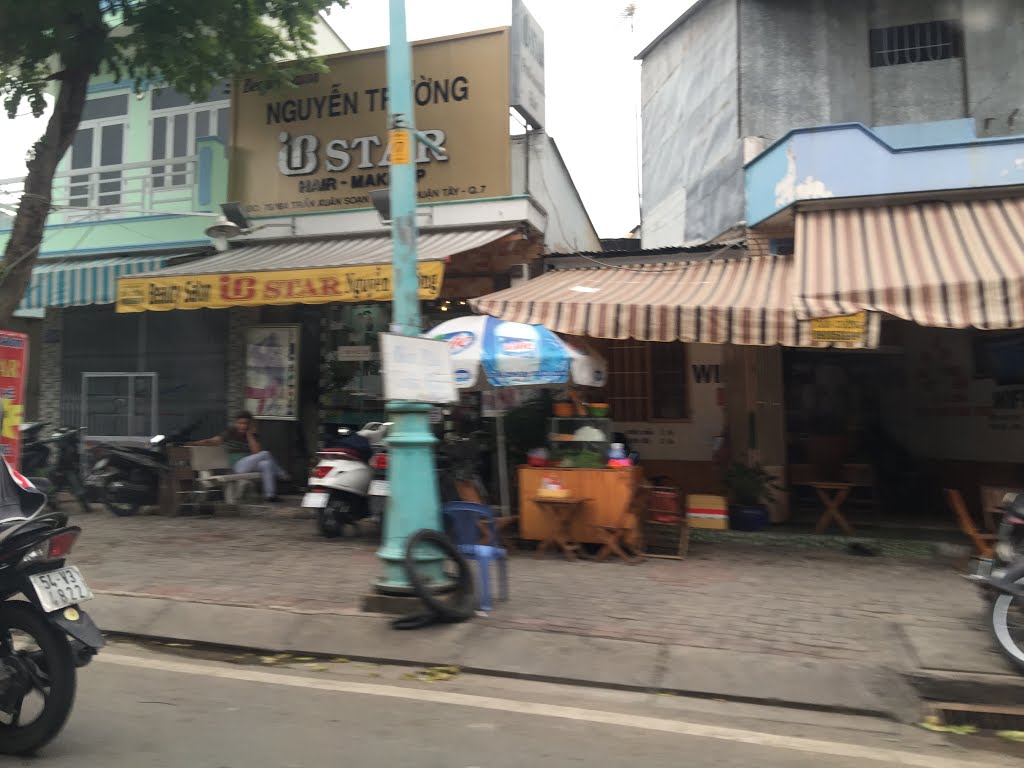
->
<box><xmin>94</xmin><ymin>458</ymin><xmax>109</xmax><ymax>470</ymax></box>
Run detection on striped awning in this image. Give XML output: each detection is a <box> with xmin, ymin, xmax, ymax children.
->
<box><xmin>19</xmin><ymin>255</ymin><xmax>169</xmax><ymax>311</ymax></box>
<box><xmin>470</xmin><ymin>254</ymin><xmax>880</xmax><ymax>348</ymax></box>
<box><xmin>795</xmin><ymin>199</ymin><xmax>1024</xmax><ymax>328</ymax></box>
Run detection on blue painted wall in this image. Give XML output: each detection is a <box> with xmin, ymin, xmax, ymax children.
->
<box><xmin>745</xmin><ymin>120</ymin><xmax>1024</xmax><ymax>225</ymax></box>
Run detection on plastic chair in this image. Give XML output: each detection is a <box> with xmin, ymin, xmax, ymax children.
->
<box><xmin>442</xmin><ymin>501</ymin><xmax>509</xmax><ymax>613</ymax></box>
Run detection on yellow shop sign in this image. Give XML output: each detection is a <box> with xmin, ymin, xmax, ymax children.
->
<box><xmin>116</xmin><ymin>261</ymin><xmax>445</xmax><ymax>313</ymax></box>
<box><xmin>810</xmin><ymin>312</ymin><xmax>867</xmax><ymax>343</ymax></box>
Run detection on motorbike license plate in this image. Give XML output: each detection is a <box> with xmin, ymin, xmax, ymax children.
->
<box><xmin>368</xmin><ymin>480</ymin><xmax>390</xmax><ymax>496</ymax></box>
<box><xmin>302</xmin><ymin>492</ymin><xmax>330</xmax><ymax>508</ymax></box>
<box><xmin>29</xmin><ymin>567</ymin><xmax>94</xmax><ymax>614</ymax></box>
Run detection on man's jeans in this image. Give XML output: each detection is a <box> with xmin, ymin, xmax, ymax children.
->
<box><xmin>233</xmin><ymin>451</ymin><xmax>286</xmax><ymax>499</ymax></box>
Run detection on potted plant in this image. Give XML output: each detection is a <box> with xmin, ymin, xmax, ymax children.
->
<box><xmin>723</xmin><ymin>462</ymin><xmax>780</xmax><ymax>531</ymax></box>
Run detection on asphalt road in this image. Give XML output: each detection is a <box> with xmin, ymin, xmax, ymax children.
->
<box><xmin>10</xmin><ymin>641</ymin><xmax>1019</xmax><ymax>768</ymax></box>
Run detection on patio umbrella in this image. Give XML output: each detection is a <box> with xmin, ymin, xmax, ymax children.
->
<box><xmin>426</xmin><ymin>315</ymin><xmax>607</xmax><ymax>514</ymax></box>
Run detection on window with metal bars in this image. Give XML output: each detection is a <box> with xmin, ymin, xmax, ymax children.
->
<box><xmin>595</xmin><ymin>340</ymin><xmax>689</xmax><ymax>422</ymax></box>
<box><xmin>869</xmin><ymin>20</ymin><xmax>963</xmax><ymax>67</ymax></box>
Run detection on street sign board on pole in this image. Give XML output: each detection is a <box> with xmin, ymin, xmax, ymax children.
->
<box><xmin>380</xmin><ymin>333</ymin><xmax>458</xmax><ymax>404</ymax></box>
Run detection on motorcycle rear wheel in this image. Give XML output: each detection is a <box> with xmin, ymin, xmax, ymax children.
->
<box><xmin>316</xmin><ymin>506</ymin><xmax>342</xmax><ymax>538</ymax></box>
<box><xmin>0</xmin><ymin>602</ymin><xmax>76</xmax><ymax>755</ymax></box>
<box><xmin>990</xmin><ymin>578</ymin><xmax>1024</xmax><ymax>672</ymax></box>
<box><xmin>105</xmin><ymin>501</ymin><xmax>141</xmax><ymax>517</ymax></box>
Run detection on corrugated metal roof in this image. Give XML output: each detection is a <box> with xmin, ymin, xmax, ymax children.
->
<box><xmin>156</xmin><ymin>229</ymin><xmax>515</xmax><ymax>276</ymax></box>
<box><xmin>544</xmin><ymin>242</ymin><xmax>742</xmax><ymax>269</ymax></box>
<box><xmin>547</xmin><ymin>243</ymin><xmax>724</xmax><ymax>259</ymax></box>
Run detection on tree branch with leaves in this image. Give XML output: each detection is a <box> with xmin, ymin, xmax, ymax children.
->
<box><xmin>0</xmin><ymin>0</ymin><xmax>344</xmax><ymax>323</ymax></box>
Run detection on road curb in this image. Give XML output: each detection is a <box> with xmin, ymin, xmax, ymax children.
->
<box><xmin>903</xmin><ymin>669</ymin><xmax>1024</xmax><ymax>706</ymax></box>
<box><xmin>87</xmin><ymin>592</ymin><xmax>934</xmax><ymax>722</ymax></box>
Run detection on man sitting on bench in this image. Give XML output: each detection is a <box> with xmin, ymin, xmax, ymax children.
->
<box><xmin>191</xmin><ymin>411</ymin><xmax>287</xmax><ymax>502</ymax></box>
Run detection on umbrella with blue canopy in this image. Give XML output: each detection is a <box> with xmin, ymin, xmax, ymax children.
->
<box><xmin>426</xmin><ymin>315</ymin><xmax>608</xmax><ymax>514</ymax></box>
<box><xmin>429</xmin><ymin>315</ymin><xmax>606</xmax><ymax>390</ymax></box>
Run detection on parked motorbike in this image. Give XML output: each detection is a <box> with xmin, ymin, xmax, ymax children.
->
<box><xmin>305</xmin><ymin>422</ymin><xmax>390</xmax><ymax>538</ymax></box>
<box><xmin>17</xmin><ymin>424</ymin><xmax>50</xmax><ymax>478</ymax></box>
<box><xmin>0</xmin><ymin>455</ymin><xmax>104</xmax><ymax>755</ymax></box>
<box><xmin>964</xmin><ymin>492</ymin><xmax>1024</xmax><ymax>671</ymax></box>
<box><xmin>994</xmin><ymin>492</ymin><xmax>1024</xmax><ymax>564</ymax></box>
<box><xmin>84</xmin><ymin>422</ymin><xmax>199</xmax><ymax>517</ymax></box>
<box><xmin>18</xmin><ymin>424</ymin><xmax>90</xmax><ymax>516</ymax></box>
<box><xmin>984</xmin><ymin>555</ymin><xmax>1024</xmax><ymax>672</ymax></box>
<box><xmin>966</xmin><ymin>492</ymin><xmax>1024</xmax><ymax>583</ymax></box>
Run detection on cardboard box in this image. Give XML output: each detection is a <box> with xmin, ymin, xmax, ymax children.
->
<box><xmin>687</xmin><ymin>494</ymin><xmax>729</xmax><ymax>530</ymax></box>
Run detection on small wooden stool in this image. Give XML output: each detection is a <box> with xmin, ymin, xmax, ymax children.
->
<box><xmin>534</xmin><ymin>497</ymin><xmax>587</xmax><ymax>561</ymax></box>
<box><xmin>811</xmin><ymin>482</ymin><xmax>854</xmax><ymax>535</ymax></box>
<box><xmin>593</xmin><ymin>486</ymin><xmax>646</xmax><ymax>564</ymax></box>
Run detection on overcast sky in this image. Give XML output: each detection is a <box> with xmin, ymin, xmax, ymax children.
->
<box><xmin>0</xmin><ymin>1</ymin><xmax>695</xmax><ymax>237</ymax></box>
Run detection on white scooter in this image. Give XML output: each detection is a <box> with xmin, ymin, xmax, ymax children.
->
<box><xmin>304</xmin><ymin>422</ymin><xmax>390</xmax><ymax>539</ymax></box>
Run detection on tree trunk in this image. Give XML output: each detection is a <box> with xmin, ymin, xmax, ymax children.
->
<box><xmin>0</xmin><ymin>66</ymin><xmax>93</xmax><ymax>325</ymax></box>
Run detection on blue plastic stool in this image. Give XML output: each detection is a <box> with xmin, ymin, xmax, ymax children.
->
<box><xmin>442</xmin><ymin>501</ymin><xmax>509</xmax><ymax>612</ymax></box>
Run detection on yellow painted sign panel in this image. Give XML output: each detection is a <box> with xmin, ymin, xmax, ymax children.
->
<box><xmin>810</xmin><ymin>312</ymin><xmax>867</xmax><ymax>343</ymax></box>
<box><xmin>230</xmin><ymin>29</ymin><xmax>511</xmax><ymax>216</ymax></box>
<box><xmin>116</xmin><ymin>261</ymin><xmax>445</xmax><ymax>313</ymax></box>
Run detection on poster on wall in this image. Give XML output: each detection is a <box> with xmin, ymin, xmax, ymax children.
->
<box><xmin>245</xmin><ymin>325</ymin><xmax>300</xmax><ymax>421</ymax></box>
<box><xmin>0</xmin><ymin>331</ymin><xmax>28</xmax><ymax>469</ymax></box>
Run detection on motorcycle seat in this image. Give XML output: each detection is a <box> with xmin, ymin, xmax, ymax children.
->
<box><xmin>0</xmin><ymin>517</ymin><xmax>54</xmax><ymax>540</ymax></box>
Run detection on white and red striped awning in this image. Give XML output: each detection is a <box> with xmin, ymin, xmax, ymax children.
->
<box><xmin>796</xmin><ymin>198</ymin><xmax>1024</xmax><ymax>328</ymax></box>
<box><xmin>470</xmin><ymin>254</ymin><xmax>880</xmax><ymax>348</ymax></box>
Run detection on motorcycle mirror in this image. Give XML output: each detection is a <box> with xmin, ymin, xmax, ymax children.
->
<box><xmin>150</xmin><ymin>434</ymin><xmax>166</xmax><ymax>444</ymax></box>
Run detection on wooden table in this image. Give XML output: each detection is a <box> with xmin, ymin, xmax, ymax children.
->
<box><xmin>519</xmin><ymin>466</ymin><xmax>642</xmax><ymax>546</ymax></box>
<box><xmin>811</xmin><ymin>482</ymin><xmax>855</xmax><ymax>535</ymax></box>
<box><xmin>533</xmin><ymin>497</ymin><xmax>588</xmax><ymax>561</ymax></box>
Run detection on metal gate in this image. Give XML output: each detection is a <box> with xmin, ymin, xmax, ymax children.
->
<box><xmin>80</xmin><ymin>372</ymin><xmax>158</xmax><ymax>443</ymax></box>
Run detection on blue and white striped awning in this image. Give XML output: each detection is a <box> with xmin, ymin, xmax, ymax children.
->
<box><xmin>19</xmin><ymin>256</ymin><xmax>169</xmax><ymax>311</ymax></box>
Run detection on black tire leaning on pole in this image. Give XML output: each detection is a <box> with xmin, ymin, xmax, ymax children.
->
<box><xmin>391</xmin><ymin>529</ymin><xmax>476</xmax><ymax>630</ymax></box>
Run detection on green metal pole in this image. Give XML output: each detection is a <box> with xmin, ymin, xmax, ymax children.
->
<box><xmin>376</xmin><ymin>0</ymin><xmax>445</xmax><ymax>594</ymax></box>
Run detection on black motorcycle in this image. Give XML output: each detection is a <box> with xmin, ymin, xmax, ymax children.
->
<box><xmin>0</xmin><ymin>458</ymin><xmax>104</xmax><ymax>755</ymax></box>
<box><xmin>17</xmin><ymin>424</ymin><xmax>49</xmax><ymax>479</ymax></box>
<box><xmin>18</xmin><ymin>424</ymin><xmax>90</xmax><ymax>516</ymax></box>
<box><xmin>965</xmin><ymin>492</ymin><xmax>1024</xmax><ymax>671</ymax></box>
<box><xmin>85</xmin><ymin>422</ymin><xmax>199</xmax><ymax>517</ymax></box>
<box><xmin>985</xmin><ymin>556</ymin><xmax>1024</xmax><ymax>672</ymax></box>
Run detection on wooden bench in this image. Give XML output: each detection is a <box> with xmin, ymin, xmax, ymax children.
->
<box><xmin>187</xmin><ymin>446</ymin><xmax>263</xmax><ymax>506</ymax></box>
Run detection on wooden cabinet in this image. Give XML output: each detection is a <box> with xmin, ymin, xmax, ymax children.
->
<box><xmin>518</xmin><ymin>466</ymin><xmax>642</xmax><ymax>546</ymax></box>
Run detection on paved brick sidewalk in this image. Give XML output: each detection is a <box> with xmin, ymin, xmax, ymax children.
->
<box><xmin>70</xmin><ymin>506</ymin><xmax>984</xmax><ymax>667</ymax></box>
